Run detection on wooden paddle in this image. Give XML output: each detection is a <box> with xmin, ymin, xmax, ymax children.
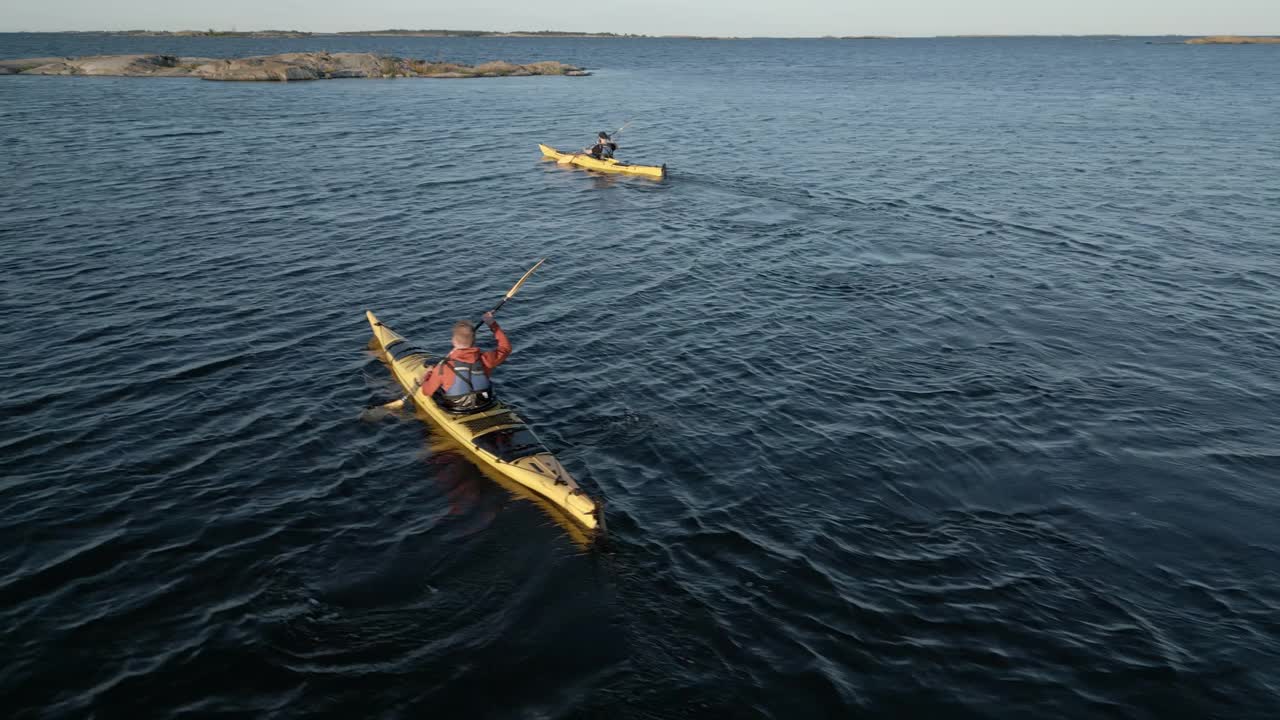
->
<box><xmin>377</xmin><ymin>258</ymin><xmax>547</xmax><ymax>411</ymax></box>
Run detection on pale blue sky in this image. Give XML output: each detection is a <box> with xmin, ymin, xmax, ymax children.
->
<box><xmin>4</xmin><ymin>0</ymin><xmax>1278</xmax><ymax>36</ymax></box>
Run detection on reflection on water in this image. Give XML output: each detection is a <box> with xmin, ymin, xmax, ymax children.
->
<box><xmin>425</xmin><ymin>430</ymin><xmax>598</xmax><ymax>550</ymax></box>
<box><xmin>424</xmin><ymin>433</ymin><xmax>501</xmax><ymax>535</ymax></box>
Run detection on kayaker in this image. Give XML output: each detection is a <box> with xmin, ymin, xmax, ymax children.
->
<box><xmin>418</xmin><ymin>312</ymin><xmax>511</xmax><ymax>413</ymax></box>
<box><xmin>588</xmin><ymin>131</ymin><xmax>617</xmax><ymax>159</ymax></box>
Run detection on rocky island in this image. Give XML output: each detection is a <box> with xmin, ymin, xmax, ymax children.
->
<box><xmin>1185</xmin><ymin>36</ymin><xmax>1280</xmax><ymax>44</ymax></box>
<box><xmin>0</xmin><ymin>52</ymin><xmax>589</xmax><ymax>81</ymax></box>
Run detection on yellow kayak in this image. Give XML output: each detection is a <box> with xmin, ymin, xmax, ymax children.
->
<box><xmin>539</xmin><ymin>143</ymin><xmax>666</xmax><ymax>179</ymax></box>
<box><xmin>366</xmin><ymin>310</ymin><xmax>604</xmax><ymax>534</ymax></box>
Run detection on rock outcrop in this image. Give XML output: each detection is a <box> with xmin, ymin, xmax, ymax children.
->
<box><xmin>0</xmin><ymin>57</ymin><xmax>70</xmax><ymax>74</ymax></box>
<box><xmin>1</xmin><ymin>52</ymin><xmax>589</xmax><ymax>81</ymax></box>
<box><xmin>1185</xmin><ymin>36</ymin><xmax>1280</xmax><ymax>44</ymax></box>
<box><xmin>26</xmin><ymin>54</ymin><xmax>198</xmax><ymax>76</ymax></box>
<box><xmin>192</xmin><ymin>56</ymin><xmax>322</xmax><ymax>81</ymax></box>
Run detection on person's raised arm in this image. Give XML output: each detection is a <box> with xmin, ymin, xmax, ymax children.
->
<box><xmin>480</xmin><ymin>312</ymin><xmax>512</xmax><ymax>370</ymax></box>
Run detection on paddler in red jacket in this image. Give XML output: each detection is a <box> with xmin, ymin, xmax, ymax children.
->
<box><xmin>418</xmin><ymin>311</ymin><xmax>511</xmax><ymax>413</ymax></box>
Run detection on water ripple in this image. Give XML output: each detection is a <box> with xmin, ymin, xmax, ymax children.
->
<box><xmin>2</xmin><ymin>34</ymin><xmax>1280</xmax><ymax>720</ymax></box>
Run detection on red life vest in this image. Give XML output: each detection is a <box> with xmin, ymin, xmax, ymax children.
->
<box><xmin>434</xmin><ymin>356</ymin><xmax>495</xmax><ymax>412</ymax></box>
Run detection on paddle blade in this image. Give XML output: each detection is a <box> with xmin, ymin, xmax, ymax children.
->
<box><xmin>359</xmin><ymin>396</ymin><xmax>408</xmax><ymax>421</ymax></box>
<box><xmin>474</xmin><ymin>257</ymin><xmax>549</xmax><ymax>332</ymax></box>
<box><xmin>506</xmin><ymin>258</ymin><xmax>547</xmax><ymax>299</ymax></box>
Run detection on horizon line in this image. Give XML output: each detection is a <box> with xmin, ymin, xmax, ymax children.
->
<box><xmin>3</xmin><ymin>29</ymin><xmax>1280</xmax><ymax>39</ymax></box>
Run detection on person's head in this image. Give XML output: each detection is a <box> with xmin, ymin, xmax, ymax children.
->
<box><xmin>451</xmin><ymin>320</ymin><xmax>475</xmax><ymax>349</ymax></box>
<box><xmin>598</xmin><ymin>131</ymin><xmax>610</xmax><ymax>141</ymax></box>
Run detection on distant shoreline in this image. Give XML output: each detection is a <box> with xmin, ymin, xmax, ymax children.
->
<box><xmin>4</xmin><ymin>31</ymin><xmax>1280</xmax><ymax>42</ymax></box>
<box><xmin>1183</xmin><ymin>35</ymin><xmax>1280</xmax><ymax>44</ymax></box>
<box><xmin>23</xmin><ymin>29</ymin><xmax>676</xmax><ymax>39</ymax></box>
<box><xmin>118</xmin><ymin>29</ymin><xmax>652</xmax><ymax>39</ymax></box>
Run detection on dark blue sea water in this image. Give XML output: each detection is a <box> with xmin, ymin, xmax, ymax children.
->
<box><xmin>2</xmin><ymin>33</ymin><xmax>1280</xmax><ymax>718</ymax></box>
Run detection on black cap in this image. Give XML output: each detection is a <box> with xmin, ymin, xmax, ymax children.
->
<box><xmin>598</xmin><ymin>131</ymin><xmax>610</xmax><ymax>139</ymax></box>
